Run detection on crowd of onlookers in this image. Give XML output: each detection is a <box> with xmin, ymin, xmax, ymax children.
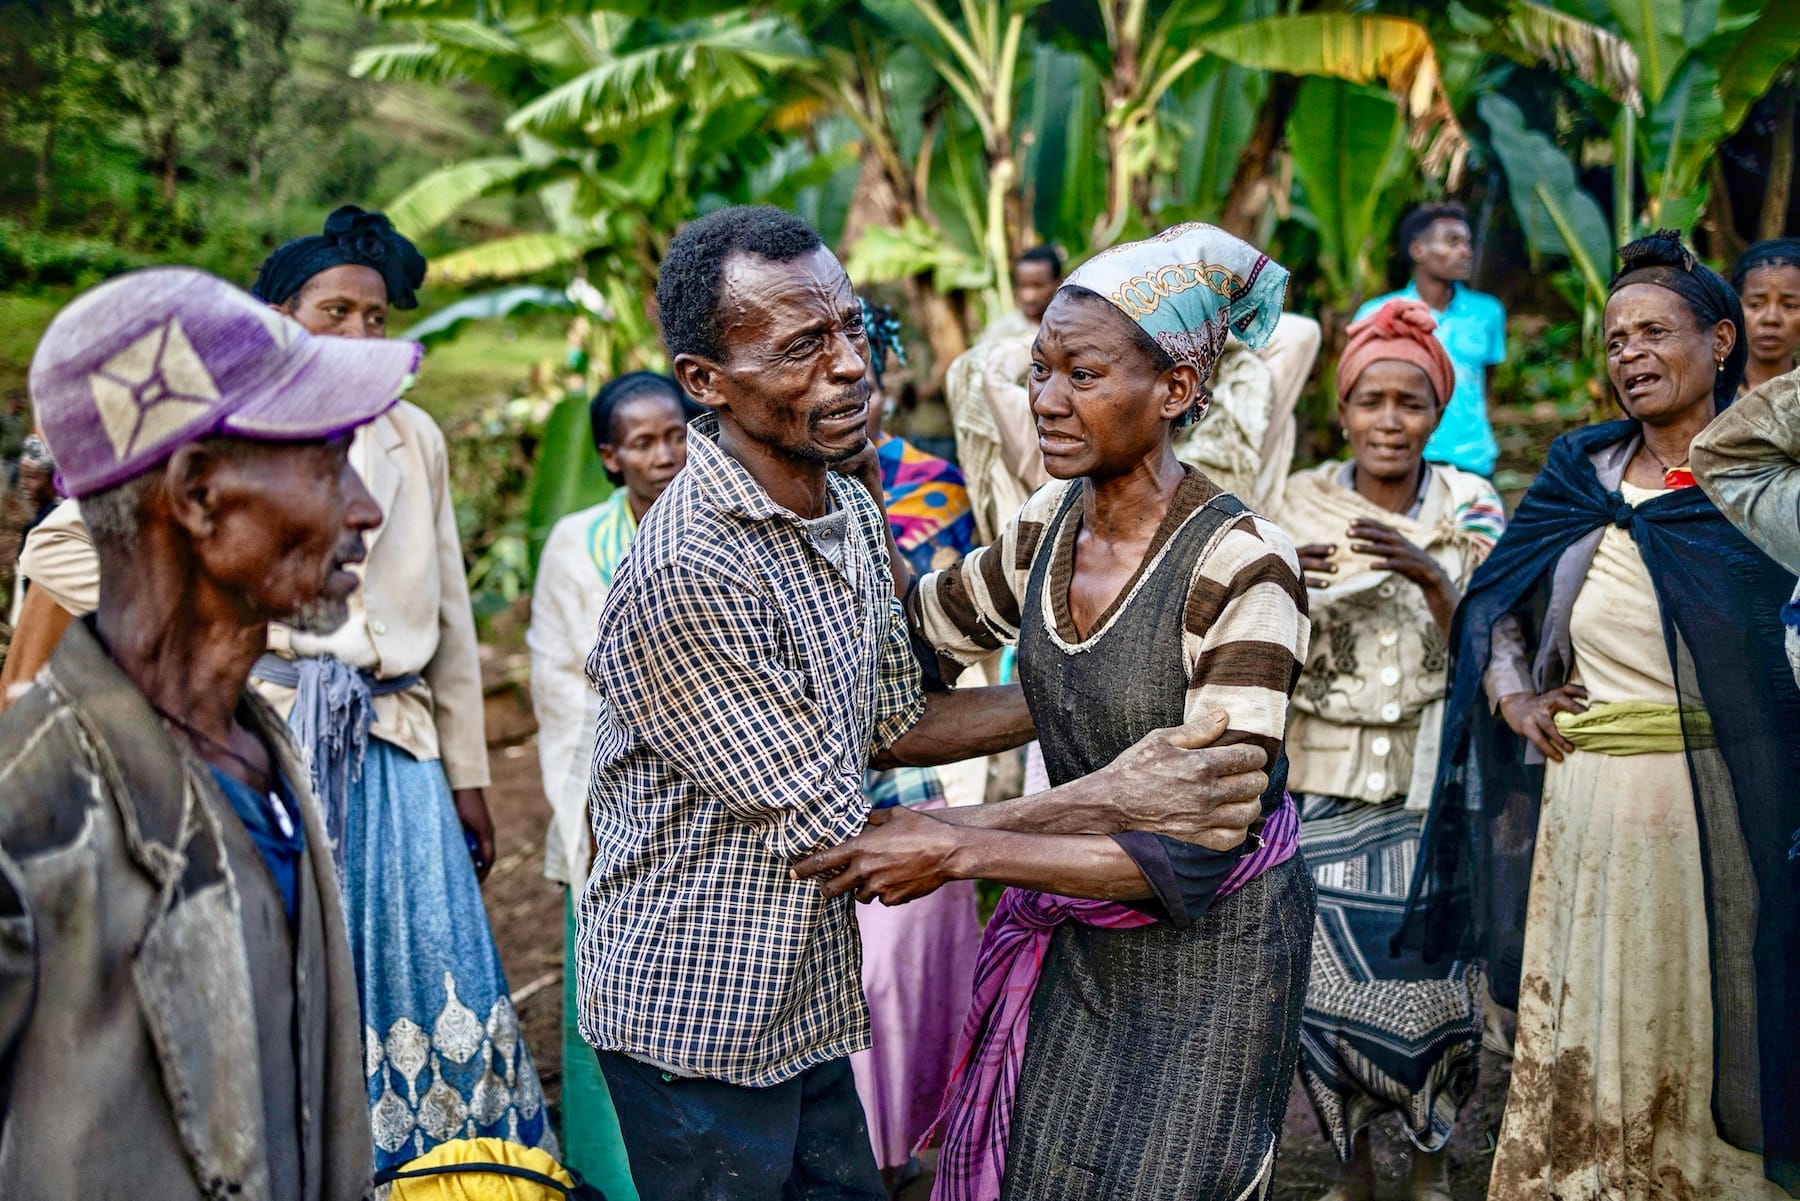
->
<box><xmin>0</xmin><ymin>200</ymin><xmax>1796</xmax><ymax>1201</ymax></box>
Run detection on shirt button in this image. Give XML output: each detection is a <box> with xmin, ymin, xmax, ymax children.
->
<box><xmin>1366</xmin><ymin>771</ymin><xmax>1387</xmax><ymax>794</ymax></box>
<box><xmin>1379</xmin><ymin>666</ymin><xmax>1401</xmax><ymax>686</ymax></box>
<box><xmin>1379</xmin><ymin>629</ymin><xmax>1399</xmax><ymax>647</ymax></box>
<box><xmin>1380</xmin><ymin>702</ymin><xmax>1402</xmax><ymax>722</ymax></box>
<box><xmin>371</xmin><ymin>620</ymin><xmax>388</xmax><ymax>636</ymax></box>
<box><xmin>1371</xmin><ymin>735</ymin><xmax>1392</xmax><ymax>757</ymax></box>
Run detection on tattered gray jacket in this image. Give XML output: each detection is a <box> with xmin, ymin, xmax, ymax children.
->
<box><xmin>0</xmin><ymin>619</ymin><xmax>372</xmax><ymax>1200</ymax></box>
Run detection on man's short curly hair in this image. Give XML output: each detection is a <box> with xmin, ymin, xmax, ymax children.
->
<box><xmin>655</xmin><ymin>206</ymin><xmax>824</xmax><ymax>363</ymax></box>
<box><xmin>1398</xmin><ymin>202</ymin><xmax>1469</xmax><ymax>267</ymax></box>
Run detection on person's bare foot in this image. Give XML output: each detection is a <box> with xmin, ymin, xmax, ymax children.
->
<box><xmin>1409</xmin><ymin>1146</ymin><xmax>1454</xmax><ymax>1201</ymax></box>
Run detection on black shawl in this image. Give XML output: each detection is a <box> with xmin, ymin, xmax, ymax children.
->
<box><xmin>1398</xmin><ymin>419</ymin><xmax>1800</xmax><ymax>1194</ymax></box>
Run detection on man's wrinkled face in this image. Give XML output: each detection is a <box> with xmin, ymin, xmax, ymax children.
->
<box><xmin>690</xmin><ymin>245</ymin><xmax>873</xmax><ymax>466</ymax></box>
<box><xmin>193</xmin><ymin>437</ymin><xmax>383</xmax><ymax>633</ymax></box>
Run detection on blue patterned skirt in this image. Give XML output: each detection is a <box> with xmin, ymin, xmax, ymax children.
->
<box><xmin>344</xmin><ymin>739</ymin><xmax>558</xmax><ymax>1168</ymax></box>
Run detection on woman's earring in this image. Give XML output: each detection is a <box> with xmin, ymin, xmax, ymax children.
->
<box><xmin>1717</xmin><ymin>357</ymin><xmax>1726</xmax><ymax>372</ymax></box>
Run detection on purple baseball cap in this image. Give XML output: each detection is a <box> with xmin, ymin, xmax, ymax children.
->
<box><xmin>29</xmin><ymin>266</ymin><xmax>422</xmax><ymax>498</ymax></box>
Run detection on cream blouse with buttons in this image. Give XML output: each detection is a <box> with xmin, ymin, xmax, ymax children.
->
<box><xmin>1273</xmin><ymin>460</ymin><xmax>1504</xmax><ymax>804</ymax></box>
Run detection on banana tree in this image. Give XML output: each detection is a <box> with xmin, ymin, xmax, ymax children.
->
<box><xmin>1476</xmin><ymin>0</ymin><xmax>1800</xmax><ymax>321</ymax></box>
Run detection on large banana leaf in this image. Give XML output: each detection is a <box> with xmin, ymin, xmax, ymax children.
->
<box><xmin>1286</xmin><ymin>77</ymin><xmax>1411</xmax><ymax>308</ymax></box>
<box><xmin>1709</xmin><ymin>0</ymin><xmax>1800</xmax><ymax>136</ymax></box>
<box><xmin>1199</xmin><ymin>13</ymin><xmax>1468</xmax><ymax>181</ymax></box>
<box><xmin>526</xmin><ymin>393</ymin><xmax>613</xmax><ymax>569</ymax></box>
<box><xmin>504</xmin><ymin>19</ymin><xmax>810</xmax><ymax>137</ymax></box>
<box><xmin>399</xmin><ymin>286</ymin><xmax>575</xmax><ymax>347</ymax></box>
<box><xmin>1600</xmin><ymin>0</ymin><xmax>1686</xmax><ymax>105</ymax></box>
<box><xmin>1478</xmin><ymin>92</ymin><xmax>1612</xmax><ymax>304</ymax></box>
<box><xmin>1501</xmin><ymin>0</ymin><xmax>1641</xmax><ymax>110</ymax></box>
<box><xmin>428</xmin><ymin>232</ymin><xmax>601</xmax><ymax>283</ymax></box>
<box><xmin>386</xmin><ymin>157</ymin><xmax>536</xmax><ymax>235</ymax></box>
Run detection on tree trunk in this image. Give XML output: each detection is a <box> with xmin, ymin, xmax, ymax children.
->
<box><xmin>1218</xmin><ymin>75</ymin><xmax>1299</xmax><ymax>241</ymax></box>
<box><xmin>34</xmin><ymin>119</ymin><xmax>57</xmax><ymax>222</ymax></box>
<box><xmin>1760</xmin><ymin>85</ymin><xmax>1795</xmax><ymax>241</ymax></box>
<box><xmin>840</xmin><ymin>151</ymin><xmax>970</xmax><ymax>399</ymax></box>
<box><xmin>160</xmin><ymin>124</ymin><xmax>178</xmax><ymax>207</ymax></box>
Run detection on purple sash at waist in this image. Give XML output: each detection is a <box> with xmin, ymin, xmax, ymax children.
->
<box><xmin>922</xmin><ymin>795</ymin><xmax>1299</xmax><ymax>1201</ymax></box>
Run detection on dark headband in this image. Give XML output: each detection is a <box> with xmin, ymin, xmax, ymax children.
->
<box><xmin>1610</xmin><ymin>230</ymin><xmax>1745</xmax><ymax>408</ymax></box>
<box><xmin>589</xmin><ymin>370</ymin><xmax>698</xmax><ymax>444</ymax></box>
<box><xmin>1732</xmin><ymin>238</ymin><xmax>1800</xmax><ymax>290</ymax></box>
<box><xmin>252</xmin><ymin>205</ymin><xmax>428</xmax><ymax>311</ymax></box>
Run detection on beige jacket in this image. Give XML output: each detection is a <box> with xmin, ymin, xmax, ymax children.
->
<box><xmin>1692</xmin><ymin>370</ymin><xmax>1800</xmax><ymax>687</ymax></box>
<box><xmin>16</xmin><ymin>403</ymin><xmax>489</xmax><ymax>788</ymax></box>
<box><xmin>1275</xmin><ymin>461</ymin><xmax>1502</xmax><ymax>805</ymax></box>
<box><xmin>0</xmin><ymin>620</ymin><xmax>372</xmax><ymax>1199</ymax></box>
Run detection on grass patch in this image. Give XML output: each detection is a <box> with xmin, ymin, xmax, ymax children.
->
<box><xmin>0</xmin><ymin>294</ymin><xmax>64</xmax><ymax>396</ymax></box>
<box><xmin>398</xmin><ymin>311</ymin><xmax>570</xmax><ymax>426</ymax></box>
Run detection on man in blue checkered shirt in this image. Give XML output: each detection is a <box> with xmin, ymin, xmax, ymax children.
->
<box><xmin>578</xmin><ymin>206</ymin><xmax>1275</xmax><ymax>1200</ymax></box>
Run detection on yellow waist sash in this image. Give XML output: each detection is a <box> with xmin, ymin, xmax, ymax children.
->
<box><xmin>1553</xmin><ymin>700</ymin><xmax>1715</xmax><ymax>755</ymax></box>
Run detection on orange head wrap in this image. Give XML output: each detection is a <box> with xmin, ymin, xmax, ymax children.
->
<box><xmin>1336</xmin><ymin>298</ymin><xmax>1455</xmax><ymax>407</ymax></box>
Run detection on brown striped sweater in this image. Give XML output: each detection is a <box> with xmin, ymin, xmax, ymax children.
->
<box><xmin>911</xmin><ymin>467</ymin><xmax>1311</xmax><ymax>777</ymax></box>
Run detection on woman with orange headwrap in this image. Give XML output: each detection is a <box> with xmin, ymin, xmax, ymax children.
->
<box><xmin>1272</xmin><ymin>299</ymin><xmax>1505</xmax><ymax>1201</ymax></box>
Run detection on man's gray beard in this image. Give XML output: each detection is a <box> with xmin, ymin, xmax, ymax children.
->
<box><xmin>284</xmin><ymin>596</ymin><xmax>351</xmax><ymax>635</ymax></box>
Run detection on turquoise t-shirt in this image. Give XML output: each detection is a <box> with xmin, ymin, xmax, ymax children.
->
<box><xmin>1355</xmin><ymin>282</ymin><xmax>1506</xmax><ymax>476</ymax></box>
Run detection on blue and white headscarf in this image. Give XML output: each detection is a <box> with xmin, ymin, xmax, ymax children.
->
<box><xmin>1063</xmin><ymin>222</ymin><xmax>1289</xmax><ymax>412</ymax></box>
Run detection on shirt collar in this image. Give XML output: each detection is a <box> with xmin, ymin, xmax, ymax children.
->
<box><xmin>684</xmin><ymin>412</ymin><xmax>856</xmax><ymax>524</ymax></box>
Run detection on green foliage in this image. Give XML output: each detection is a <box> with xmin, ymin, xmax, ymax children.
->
<box><xmin>1478</xmin><ymin>93</ymin><xmax>1612</xmax><ymax>302</ymax></box>
<box><xmin>1285</xmin><ymin>78</ymin><xmax>1412</xmax><ymax>311</ymax></box>
<box><xmin>0</xmin><ymin>220</ymin><xmax>145</xmax><ymax>292</ymax></box>
<box><xmin>526</xmin><ymin>393</ymin><xmax>614</xmax><ymax>569</ymax></box>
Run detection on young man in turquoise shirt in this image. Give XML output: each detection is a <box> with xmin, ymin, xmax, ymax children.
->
<box><xmin>1356</xmin><ymin>203</ymin><xmax>1507</xmax><ymax>476</ymax></box>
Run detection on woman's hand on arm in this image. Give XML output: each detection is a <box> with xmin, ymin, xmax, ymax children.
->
<box><xmin>1347</xmin><ymin>518</ymin><xmax>1460</xmax><ymax>634</ymax></box>
<box><xmin>931</xmin><ymin>710</ymin><xmax>1268</xmax><ymax>849</ymax></box>
<box><xmin>791</xmin><ymin>806</ymin><xmax>1151</xmax><ymax>905</ymax></box>
<box><xmin>1497</xmin><ymin>684</ymin><xmax>1589</xmax><ymax>762</ymax></box>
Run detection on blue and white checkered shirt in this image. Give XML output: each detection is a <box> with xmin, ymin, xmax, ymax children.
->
<box><xmin>576</xmin><ymin>414</ymin><xmax>924</xmax><ymax>1086</ymax></box>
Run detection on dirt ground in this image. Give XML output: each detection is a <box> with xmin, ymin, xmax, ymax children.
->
<box><xmin>477</xmin><ymin>678</ymin><xmax>1511</xmax><ymax>1200</ymax></box>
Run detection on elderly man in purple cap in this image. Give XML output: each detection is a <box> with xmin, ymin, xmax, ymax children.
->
<box><xmin>0</xmin><ymin>267</ymin><xmax>415</xmax><ymax>1199</ymax></box>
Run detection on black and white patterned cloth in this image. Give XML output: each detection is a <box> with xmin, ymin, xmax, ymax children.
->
<box><xmin>1295</xmin><ymin>792</ymin><xmax>1482</xmax><ymax>1160</ymax></box>
<box><xmin>575</xmin><ymin>414</ymin><xmax>923</xmax><ymax>1087</ymax></box>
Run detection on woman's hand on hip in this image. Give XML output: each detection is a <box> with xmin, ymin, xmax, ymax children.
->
<box><xmin>1497</xmin><ymin>684</ymin><xmax>1589</xmax><ymax>763</ymax></box>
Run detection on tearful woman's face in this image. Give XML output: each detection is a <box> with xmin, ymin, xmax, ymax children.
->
<box><xmin>1026</xmin><ymin>291</ymin><xmax>1199</xmax><ymax>481</ymax></box>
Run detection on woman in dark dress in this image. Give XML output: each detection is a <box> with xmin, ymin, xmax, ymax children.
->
<box><xmin>800</xmin><ymin>224</ymin><xmax>1315</xmax><ymax>1201</ymax></box>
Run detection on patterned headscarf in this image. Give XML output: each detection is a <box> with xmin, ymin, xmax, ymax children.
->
<box><xmin>1061</xmin><ymin>222</ymin><xmax>1289</xmax><ymax>418</ymax></box>
<box><xmin>252</xmin><ymin>205</ymin><xmax>428</xmax><ymax>311</ymax></box>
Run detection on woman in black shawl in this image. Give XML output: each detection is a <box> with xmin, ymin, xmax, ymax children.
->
<box><xmin>1401</xmin><ymin>231</ymin><xmax>1798</xmax><ymax>1199</ymax></box>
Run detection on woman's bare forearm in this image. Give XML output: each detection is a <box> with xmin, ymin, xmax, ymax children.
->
<box><xmin>875</xmin><ymin>683</ymin><xmax>1035</xmax><ymax>768</ymax></box>
<box><xmin>946</xmin><ymin>828</ymin><xmax>1151</xmax><ymax>901</ymax></box>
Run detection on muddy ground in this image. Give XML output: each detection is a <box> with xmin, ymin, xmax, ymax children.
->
<box><xmin>477</xmin><ymin>679</ymin><xmax>1510</xmax><ymax>1200</ymax></box>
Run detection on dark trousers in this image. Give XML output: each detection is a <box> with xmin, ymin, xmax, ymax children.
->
<box><xmin>595</xmin><ymin>1050</ymin><xmax>885</xmax><ymax>1201</ymax></box>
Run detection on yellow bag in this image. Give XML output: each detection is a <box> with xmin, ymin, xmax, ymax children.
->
<box><xmin>376</xmin><ymin>1138</ymin><xmax>608</xmax><ymax>1201</ymax></box>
